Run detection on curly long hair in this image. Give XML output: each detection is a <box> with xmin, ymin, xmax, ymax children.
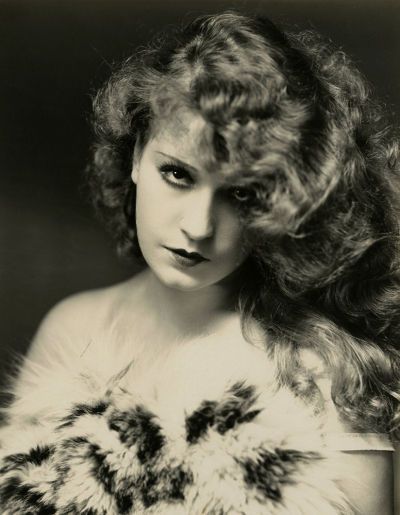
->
<box><xmin>86</xmin><ymin>10</ymin><xmax>400</xmax><ymax>438</ymax></box>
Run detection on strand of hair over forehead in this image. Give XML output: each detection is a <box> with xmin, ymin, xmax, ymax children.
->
<box><xmin>149</xmin><ymin>11</ymin><xmax>360</xmax><ymax>249</ymax></box>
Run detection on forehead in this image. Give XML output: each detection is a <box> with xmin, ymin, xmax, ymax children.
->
<box><xmin>149</xmin><ymin>108</ymin><xmax>219</xmax><ymax>173</ymax></box>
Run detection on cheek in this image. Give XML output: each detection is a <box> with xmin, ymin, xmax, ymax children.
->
<box><xmin>135</xmin><ymin>177</ymin><xmax>171</xmax><ymax>231</ymax></box>
<box><xmin>216</xmin><ymin>209</ymin><xmax>250</xmax><ymax>261</ymax></box>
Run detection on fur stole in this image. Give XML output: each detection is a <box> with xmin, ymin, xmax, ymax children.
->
<box><xmin>0</xmin><ymin>332</ymin><xmax>352</xmax><ymax>514</ymax></box>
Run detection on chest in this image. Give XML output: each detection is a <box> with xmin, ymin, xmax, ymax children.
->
<box><xmin>92</xmin><ymin>299</ymin><xmax>268</xmax><ymax>383</ymax></box>
<box><xmin>107</xmin><ymin>328</ymin><xmax>275</xmax><ymax>422</ymax></box>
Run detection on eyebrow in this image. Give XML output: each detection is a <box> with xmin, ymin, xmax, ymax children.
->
<box><xmin>155</xmin><ymin>151</ymin><xmax>199</xmax><ymax>173</ymax></box>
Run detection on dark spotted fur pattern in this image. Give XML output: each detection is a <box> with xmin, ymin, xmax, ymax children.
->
<box><xmin>0</xmin><ymin>369</ymin><xmax>350</xmax><ymax>513</ymax></box>
<box><xmin>0</xmin><ymin>376</ymin><xmax>350</xmax><ymax>515</ymax></box>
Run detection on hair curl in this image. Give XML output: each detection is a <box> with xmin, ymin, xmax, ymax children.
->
<box><xmin>86</xmin><ymin>10</ymin><xmax>400</xmax><ymax>439</ymax></box>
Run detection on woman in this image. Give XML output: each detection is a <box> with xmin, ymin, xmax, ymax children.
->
<box><xmin>0</xmin><ymin>10</ymin><xmax>398</xmax><ymax>514</ymax></box>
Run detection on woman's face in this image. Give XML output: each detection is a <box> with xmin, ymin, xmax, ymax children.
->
<box><xmin>131</xmin><ymin>110</ymin><xmax>252</xmax><ymax>292</ymax></box>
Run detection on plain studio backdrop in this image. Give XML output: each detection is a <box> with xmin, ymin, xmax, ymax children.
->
<box><xmin>0</xmin><ymin>0</ymin><xmax>399</xmax><ymax>402</ymax></box>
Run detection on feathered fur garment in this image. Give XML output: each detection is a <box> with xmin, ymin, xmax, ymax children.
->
<box><xmin>0</xmin><ymin>328</ymin><xmax>353</xmax><ymax>514</ymax></box>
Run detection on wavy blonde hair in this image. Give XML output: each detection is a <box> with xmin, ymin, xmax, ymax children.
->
<box><xmin>86</xmin><ymin>10</ymin><xmax>400</xmax><ymax>439</ymax></box>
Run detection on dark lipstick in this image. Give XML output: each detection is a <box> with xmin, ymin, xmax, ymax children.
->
<box><xmin>165</xmin><ymin>247</ymin><xmax>209</xmax><ymax>267</ymax></box>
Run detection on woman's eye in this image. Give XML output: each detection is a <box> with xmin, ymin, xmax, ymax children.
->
<box><xmin>159</xmin><ymin>163</ymin><xmax>193</xmax><ymax>188</ymax></box>
<box><xmin>230</xmin><ymin>187</ymin><xmax>252</xmax><ymax>203</ymax></box>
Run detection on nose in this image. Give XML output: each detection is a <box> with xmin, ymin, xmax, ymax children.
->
<box><xmin>180</xmin><ymin>189</ymin><xmax>215</xmax><ymax>241</ymax></box>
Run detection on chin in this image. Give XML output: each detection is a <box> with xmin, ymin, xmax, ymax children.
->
<box><xmin>154</xmin><ymin>266</ymin><xmax>221</xmax><ymax>292</ymax></box>
<box><xmin>158</xmin><ymin>272</ymin><xmax>207</xmax><ymax>291</ymax></box>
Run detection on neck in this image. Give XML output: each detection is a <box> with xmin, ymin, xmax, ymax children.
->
<box><xmin>141</xmin><ymin>268</ymin><xmax>240</xmax><ymax>338</ymax></box>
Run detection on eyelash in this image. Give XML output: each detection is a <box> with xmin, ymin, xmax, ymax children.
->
<box><xmin>226</xmin><ymin>187</ymin><xmax>253</xmax><ymax>204</ymax></box>
<box><xmin>158</xmin><ymin>161</ymin><xmax>253</xmax><ymax>204</ymax></box>
<box><xmin>158</xmin><ymin>162</ymin><xmax>193</xmax><ymax>189</ymax></box>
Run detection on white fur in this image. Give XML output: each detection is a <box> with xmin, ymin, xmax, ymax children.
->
<box><xmin>0</xmin><ymin>332</ymin><xmax>352</xmax><ymax>514</ymax></box>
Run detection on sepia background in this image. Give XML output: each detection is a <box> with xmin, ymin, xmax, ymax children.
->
<box><xmin>1</xmin><ymin>0</ymin><xmax>399</xmax><ymax>399</ymax></box>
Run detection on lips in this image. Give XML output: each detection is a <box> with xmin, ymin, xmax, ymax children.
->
<box><xmin>166</xmin><ymin>247</ymin><xmax>209</xmax><ymax>262</ymax></box>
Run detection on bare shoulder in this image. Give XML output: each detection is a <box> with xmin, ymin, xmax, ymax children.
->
<box><xmin>27</xmin><ymin>273</ymin><xmax>145</xmax><ymax>365</ymax></box>
<box><xmin>338</xmin><ymin>450</ymin><xmax>394</xmax><ymax>515</ymax></box>
<box><xmin>395</xmin><ymin>444</ymin><xmax>400</xmax><ymax>515</ymax></box>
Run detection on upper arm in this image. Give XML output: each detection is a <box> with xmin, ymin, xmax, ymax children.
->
<box><xmin>337</xmin><ymin>450</ymin><xmax>393</xmax><ymax>515</ymax></box>
<box><xmin>1</xmin><ymin>291</ymin><xmax>105</xmax><ymax>423</ymax></box>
